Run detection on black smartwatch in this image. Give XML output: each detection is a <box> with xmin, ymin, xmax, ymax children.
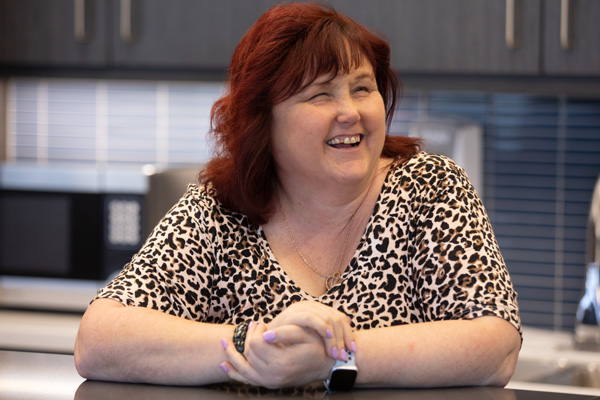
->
<box><xmin>324</xmin><ymin>349</ymin><xmax>357</xmax><ymax>392</ymax></box>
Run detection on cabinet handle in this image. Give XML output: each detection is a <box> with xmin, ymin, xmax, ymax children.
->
<box><xmin>120</xmin><ymin>0</ymin><xmax>134</xmax><ymax>43</ymax></box>
<box><xmin>505</xmin><ymin>0</ymin><xmax>517</xmax><ymax>50</ymax></box>
<box><xmin>560</xmin><ymin>0</ymin><xmax>571</xmax><ymax>50</ymax></box>
<box><xmin>74</xmin><ymin>0</ymin><xmax>90</xmax><ymax>43</ymax></box>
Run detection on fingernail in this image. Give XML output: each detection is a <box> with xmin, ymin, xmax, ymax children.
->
<box><xmin>248</xmin><ymin>321</ymin><xmax>254</xmax><ymax>330</ymax></box>
<box><xmin>221</xmin><ymin>339</ymin><xmax>227</xmax><ymax>350</ymax></box>
<box><xmin>331</xmin><ymin>346</ymin><xmax>338</xmax><ymax>359</ymax></box>
<box><xmin>341</xmin><ymin>348</ymin><xmax>348</xmax><ymax>361</ymax></box>
<box><xmin>219</xmin><ymin>363</ymin><xmax>228</xmax><ymax>373</ymax></box>
<box><xmin>262</xmin><ymin>330</ymin><xmax>276</xmax><ymax>342</ymax></box>
<box><xmin>326</xmin><ymin>329</ymin><xmax>333</xmax><ymax>338</ymax></box>
<box><xmin>351</xmin><ymin>341</ymin><xmax>358</xmax><ymax>353</ymax></box>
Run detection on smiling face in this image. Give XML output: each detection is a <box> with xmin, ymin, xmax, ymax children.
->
<box><xmin>271</xmin><ymin>60</ymin><xmax>387</xmax><ymax>195</ymax></box>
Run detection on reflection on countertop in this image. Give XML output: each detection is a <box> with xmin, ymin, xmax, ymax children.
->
<box><xmin>75</xmin><ymin>381</ymin><xmax>519</xmax><ymax>400</ymax></box>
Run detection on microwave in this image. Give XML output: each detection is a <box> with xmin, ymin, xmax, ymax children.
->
<box><xmin>0</xmin><ymin>164</ymin><xmax>147</xmax><ymax>281</ymax></box>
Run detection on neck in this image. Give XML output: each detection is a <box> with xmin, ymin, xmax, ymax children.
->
<box><xmin>275</xmin><ymin>158</ymin><xmax>391</xmax><ymax>228</ymax></box>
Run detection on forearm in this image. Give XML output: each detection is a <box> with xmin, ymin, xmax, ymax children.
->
<box><xmin>353</xmin><ymin>316</ymin><xmax>520</xmax><ymax>388</ymax></box>
<box><xmin>74</xmin><ymin>298</ymin><xmax>232</xmax><ymax>386</ymax></box>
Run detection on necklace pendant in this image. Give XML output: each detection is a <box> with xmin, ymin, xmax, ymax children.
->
<box><xmin>325</xmin><ymin>272</ymin><xmax>343</xmax><ymax>291</ymax></box>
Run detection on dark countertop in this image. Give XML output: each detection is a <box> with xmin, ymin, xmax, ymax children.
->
<box><xmin>1</xmin><ymin>350</ymin><xmax>599</xmax><ymax>400</ymax></box>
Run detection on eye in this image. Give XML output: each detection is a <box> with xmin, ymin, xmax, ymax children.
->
<box><xmin>308</xmin><ymin>92</ymin><xmax>329</xmax><ymax>101</ymax></box>
<box><xmin>354</xmin><ymin>86</ymin><xmax>372</xmax><ymax>94</ymax></box>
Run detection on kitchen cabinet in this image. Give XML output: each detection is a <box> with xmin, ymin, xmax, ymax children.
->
<box><xmin>0</xmin><ymin>0</ymin><xmax>598</xmax><ymax>77</ymax></box>
<box><xmin>0</xmin><ymin>0</ymin><xmax>108</xmax><ymax>67</ymax></box>
<box><xmin>0</xmin><ymin>0</ymin><xmax>281</xmax><ymax>70</ymax></box>
<box><xmin>333</xmin><ymin>0</ymin><xmax>542</xmax><ymax>75</ymax></box>
<box><xmin>336</xmin><ymin>0</ymin><xmax>598</xmax><ymax>77</ymax></box>
<box><xmin>107</xmin><ymin>0</ymin><xmax>279</xmax><ymax>69</ymax></box>
<box><xmin>543</xmin><ymin>0</ymin><xmax>600</xmax><ymax>76</ymax></box>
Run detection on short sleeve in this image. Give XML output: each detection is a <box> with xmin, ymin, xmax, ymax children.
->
<box><xmin>409</xmin><ymin>155</ymin><xmax>521</xmax><ymax>336</ymax></box>
<box><xmin>94</xmin><ymin>185</ymin><xmax>216</xmax><ymax>321</ymax></box>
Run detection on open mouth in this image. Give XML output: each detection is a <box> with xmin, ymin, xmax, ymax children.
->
<box><xmin>325</xmin><ymin>134</ymin><xmax>362</xmax><ymax>149</ymax></box>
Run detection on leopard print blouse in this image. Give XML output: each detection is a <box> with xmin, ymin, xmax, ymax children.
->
<box><xmin>96</xmin><ymin>152</ymin><xmax>521</xmax><ymax>335</ymax></box>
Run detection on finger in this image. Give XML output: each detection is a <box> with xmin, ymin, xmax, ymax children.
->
<box><xmin>244</xmin><ymin>321</ymin><xmax>272</xmax><ymax>366</ymax></box>
<box><xmin>272</xmin><ymin>310</ymin><xmax>337</xmax><ymax>343</ymax></box>
<box><xmin>219</xmin><ymin>362</ymin><xmax>254</xmax><ymax>386</ymax></box>
<box><xmin>267</xmin><ymin>301</ymin><xmax>355</xmax><ymax>359</ymax></box>
<box><xmin>261</xmin><ymin>324</ymin><xmax>314</xmax><ymax>345</ymax></box>
<box><xmin>221</xmin><ymin>337</ymin><xmax>265</xmax><ymax>385</ymax></box>
<box><xmin>343</xmin><ymin>316</ymin><xmax>358</xmax><ymax>354</ymax></box>
<box><xmin>328</xmin><ymin>313</ymin><xmax>355</xmax><ymax>361</ymax></box>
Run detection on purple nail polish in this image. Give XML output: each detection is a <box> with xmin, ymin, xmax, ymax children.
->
<box><xmin>248</xmin><ymin>321</ymin><xmax>254</xmax><ymax>330</ymax></box>
<box><xmin>341</xmin><ymin>348</ymin><xmax>348</xmax><ymax>361</ymax></box>
<box><xmin>262</xmin><ymin>330</ymin><xmax>276</xmax><ymax>342</ymax></box>
<box><xmin>351</xmin><ymin>341</ymin><xmax>358</xmax><ymax>353</ymax></box>
<box><xmin>221</xmin><ymin>339</ymin><xmax>227</xmax><ymax>350</ymax></box>
<box><xmin>331</xmin><ymin>346</ymin><xmax>338</xmax><ymax>359</ymax></box>
<box><xmin>220</xmin><ymin>363</ymin><xmax>228</xmax><ymax>373</ymax></box>
<box><xmin>326</xmin><ymin>329</ymin><xmax>333</xmax><ymax>338</ymax></box>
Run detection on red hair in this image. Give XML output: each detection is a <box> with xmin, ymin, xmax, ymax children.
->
<box><xmin>202</xmin><ymin>2</ymin><xmax>420</xmax><ymax>225</ymax></box>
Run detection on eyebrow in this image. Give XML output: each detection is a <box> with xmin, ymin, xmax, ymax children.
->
<box><xmin>352</xmin><ymin>73</ymin><xmax>376</xmax><ymax>82</ymax></box>
<box><xmin>308</xmin><ymin>72</ymin><xmax>376</xmax><ymax>89</ymax></box>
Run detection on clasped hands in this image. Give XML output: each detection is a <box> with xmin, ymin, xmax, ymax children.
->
<box><xmin>219</xmin><ymin>300</ymin><xmax>355</xmax><ymax>389</ymax></box>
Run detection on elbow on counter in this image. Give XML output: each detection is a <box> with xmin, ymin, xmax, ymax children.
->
<box><xmin>482</xmin><ymin>333</ymin><xmax>521</xmax><ymax>388</ymax></box>
<box><xmin>485</xmin><ymin>358</ymin><xmax>519</xmax><ymax>388</ymax></box>
<box><xmin>73</xmin><ymin>326</ymin><xmax>99</xmax><ymax>380</ymax></box>
<box><xmin>73</xmin><ymin>306</ymin><xmax>119</xmax><ymax>381</ymax></box>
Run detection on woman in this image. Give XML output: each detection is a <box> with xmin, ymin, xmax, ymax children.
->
<box><xmin>75</xmin><ymin>2</ymin><xmax>521</xmax><ymax>389</ymax></box>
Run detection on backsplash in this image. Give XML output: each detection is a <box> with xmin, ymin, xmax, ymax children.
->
<box><xmin>6</xmin><ymin>78</ymin><xmax>600</xmax><ymax>332</ymax></box>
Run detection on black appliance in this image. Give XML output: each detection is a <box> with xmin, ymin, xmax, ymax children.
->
<box><xmin>0</xmin><ymin>164</ymin><xmax>146</xmax><ymax>281</ymax></box>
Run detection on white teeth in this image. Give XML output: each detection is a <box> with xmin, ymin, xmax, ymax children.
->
<box><xmin>326</xmin><ymin>135</ymin><xmax>361</xmax><ymax>146</ymax></box>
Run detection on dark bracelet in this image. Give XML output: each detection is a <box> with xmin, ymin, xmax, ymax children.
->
<box><xmin>233</xmin><ymin>321</ymin><xmax>250</xmax><ymax>354</ymax></box>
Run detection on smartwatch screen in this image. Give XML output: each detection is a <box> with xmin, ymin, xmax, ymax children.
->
<box><xmin>328</xmin><ymin>368</ymin><xmax>358</xmax><ymax>391</ymax></box>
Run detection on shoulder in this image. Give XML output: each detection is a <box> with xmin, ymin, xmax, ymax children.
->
<box><xmin>180</xmin><ymin>183</ymin><xmax>257</xmax><ymax>242</ymax></box>
<box><xmin>180</xmin><ymin>183</ymin><xmax>249</xmax><ymax>223</ymax></box>
<box><xmin>391</xmin><ymin>152</ymin><xmax>464</xmax><ymax>179</ymax></box>
<box><xmin>386</xmin><ymin>152</ymin><xmax>469</xmax><ymax>195</ymax></box>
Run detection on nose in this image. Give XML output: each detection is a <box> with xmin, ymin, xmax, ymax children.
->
<box><xmin>335</xmin><ymin>95</ymin><xmax>360</xmax><ymax>125</ymax></box>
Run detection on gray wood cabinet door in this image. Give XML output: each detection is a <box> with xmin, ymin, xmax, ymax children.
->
<box><xmin>0</xmin><ymin>0</ymin><xmax>108</xmax><ymax>67</ymax></box>
<box><xmin>543</xmin><ymin>0</ymin><xmax>600</xmax><ymax>76</ymax></box>
<box><xmin>332</xmin><ymin>0</ymin><xmax>542</xmax><ymax>75</ymax></box>
<box><xmin>108</xmin><ymin>0</ymin><xmax>281</xmax><ymax>69</ymax></box>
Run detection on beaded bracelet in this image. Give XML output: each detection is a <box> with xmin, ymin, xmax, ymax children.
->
<box><xmin>233</xmin><ymin>321</ymin><xmax>250</xmax><ymax>354</ymax></box>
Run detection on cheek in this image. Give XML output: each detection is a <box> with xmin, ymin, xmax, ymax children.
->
<box><xmin>363</xmin><ymin>100</ymin><xmax>387</xmax><ymax>132</ymax></box>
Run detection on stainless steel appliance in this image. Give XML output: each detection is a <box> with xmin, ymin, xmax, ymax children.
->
<box><xmin>575</xmin><ymin>174</ymin><xmax>600</xmax><ymax>349</ymax></box>
<box><xmin>408</xmin><ymin>117</ymin><xmax>483</xmax><ymax>195</ymax></box>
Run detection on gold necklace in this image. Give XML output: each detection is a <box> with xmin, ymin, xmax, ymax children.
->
<box><xmin>277</xmin><ymin>194</ymin><xmax>362</xmax><ymax>291</ymax></box>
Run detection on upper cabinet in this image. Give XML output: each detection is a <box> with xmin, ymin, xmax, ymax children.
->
<box><xmin>0</xmin><ymin>0</ymin><xmax>282</xmax><ymax>70</ymax></box>
<box><xmin>107</xmin><ymin>0</ymin><xmax>281</xmax><ymax>69</ymax></box>
<box><xmin>332</xmin><ymin>0</ymin><xmax>542</xmax><ymax>75</ymax></box>
<box><xmin>0</xmin><ymin>0</ymin><xmax>109</xmax><ymax>67</ymax></box>
<box><xmin>543</xmin><ymin>0</ymin><xmax>600</xmax><ymax>76</ymax></box>
<box><xmin>0</xmin><ymin>0</ymin><xmax>598</xmax><ymax>77</ymax></box>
